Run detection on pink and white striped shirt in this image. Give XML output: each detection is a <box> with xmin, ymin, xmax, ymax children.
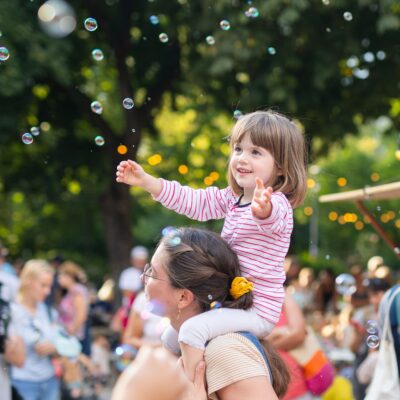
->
<box><xmin>155</xmin><ymin>179</ymin><xmax>292</xmax><ymax>325</ymax></box>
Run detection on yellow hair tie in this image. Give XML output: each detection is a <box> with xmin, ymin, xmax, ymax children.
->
<box><xmin>230</xmin><ymin>277</ymin><xmax>254</xmax><ymax>300</ymax></box>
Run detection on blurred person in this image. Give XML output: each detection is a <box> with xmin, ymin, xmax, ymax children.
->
<box><xmin>116</xmin><ymin>246</ymin><xmax>149</xmax><ymax>332</ymax></box>
<box><xmin>315</xmin><ymin>268</ymin><xmax>338</xmax><ymax>315</ymax></box>
<box><xmin>284</xmin><ymin>255</ymin><xmax>302</xmax><ymax>287</ymax></box>
<box><xmin>0</xmin><ymin>246</ymin><xmax>17</xmax><ymax>276</ymax></box>
<box><xmin>122</xmin><ymin>289</ymin><xmax>167</xmax><ymax>350</ymax></box>
<box><xmin>45</xmin><ymin>255</ymin><xmax>65</xmax><ymax>308</ymax></box>
<box><xmin>268</xmin><ymin>290</ymin><xmax>313</xmax><ymax>400</ymax></box>
<box><xmin>349</xmin><ymin>278</ymin><xmax>391</xmax><ymax>400</ymax></box>
<box><xmin>0</xmin><ymin>248</ymin><xmax>19</xmax><ymax>302</ymax></box>
<box><xmin>58</xmin><ymin>261</ymin><xmax>91</xmax><ymax>355</ymax></box>
<box><xmin>366</xmin><ymin>255</ymin><xmax>384</xmax><ymax>279</ymax></box>
<box><xmin>349</xmin><ymin>264</ymin><xmax>369</xmax><ymax>310</ymax></box>
<box><xmin>288</xmin><ymin>267</ymin><xmax>316</xmax><ymax>315</ymax></box>
<box><xmin>8</xmin><ymin>259</ymin><xmax>60</xmax><ymax>400</ymax></box>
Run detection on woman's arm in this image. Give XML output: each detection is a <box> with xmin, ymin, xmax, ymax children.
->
<box><xmin>217</xmin><ymin>376</ymin><xmax>278</xmax><ymax>400</ymax></box>
<box><xmin>68</xmin><ymin>291</ymin><xmax>88</xmax><ymax>335</ymax></box>
<box><xmin>4</xmin><ymin>335</ymin><xmax>25</xmax><ymax>367</ymax></box>
<box><xmin>268</xmin><ymin>292</ymin><xmax>306</xmax><ymax>351</ymax></box>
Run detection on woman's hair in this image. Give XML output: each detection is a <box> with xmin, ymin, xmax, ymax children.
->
<box><xmin>59</xmin><ymin>260</ymin><xmax>87</xmax><ymax>284</ymax></box>
<box><xmin>17</xmin><ymin>259</ymin><xmax>54</xmax><ymax>301</ymax></box>
<box><xmin>160</xmin><ymin>228</ymin><xmax>253</xmax><ymax>312</ymax></box>
<box><xmin>228</xmin><ymin>110</ymin><xmax>308</xmax><ymax>208</ymax></box>
<box><xmin>260</xmin><ymin>339</ymin><xmax>290</xmax><ymax>398</ymax></box>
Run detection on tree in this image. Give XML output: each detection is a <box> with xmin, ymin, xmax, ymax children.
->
<box><xmin>0</xmin><ymin>0</ymin><xmax>399</xmax><ymax>277</ymax></box>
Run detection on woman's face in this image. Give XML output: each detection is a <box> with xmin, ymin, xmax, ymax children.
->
<box><xmin>58</xmin><ymin>272</ymin><xmax>74</xmax><ymax>289</ymax></box>
<box><xmin>144</xmin><ymin>244</ymin><xmax>182</xmax><ymax>321</ymax></box>
<box><xmin>29</xmin><ymin>271</ymin><xmax>53</xmax><ymax>303</ymax></box>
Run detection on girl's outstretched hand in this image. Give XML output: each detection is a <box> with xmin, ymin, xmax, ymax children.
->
<box><xmin>116</xmin><ymin>159</ymin><xmax>147</xmax><ymax>187</ymax></box>
<box><xmin>251</xmin><ymin>177</ymin><xmax>273</xmax><ymax>220</ymax></box>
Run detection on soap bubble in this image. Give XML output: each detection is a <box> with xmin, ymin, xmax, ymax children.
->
<box><xmin>343</xmin><ymin>12</ymin><xmax>353</xmax><ymax>21</ymax></box>
<box><xmin>161</xmin><ymin>226</ymin><xmax>181</xmax><ymax>246</ymax></box>
<box><xmin>267</xmin><ymin>47</ymin><xmax>276</xmax><ymax>55</ymax></box>
<box><xmin>366</xmin><ymin>335</ymin><xmax>380</xmax><ymax>349</ymax></box>
<box><xmin>122</xmin><ymin>98</ymin><xmax>134</xmax><ymax>109</ymax></box>
<box><xmin>233</xmin><ymin>109</ymin><xmax>243</xmax><ymax>119</ymax></box>
<box><xmin>206</xmin><ymin>35</ymin><xmax>215</xmax><ymax>45</ymax></box>
<box><xmin>114</xmin><ymin>344</ymin><xmax>137</xmax><ymax>372</ymax></box>
<box><xmin>149</xmin><ymin>15</ymin><xmax>159</xmax><ymax>25</ymax></box>
<box><xmin>159</xmin><ymin>33</ymin><xmax>169</xmax><ymax>43</ymax></box>
<box><xmin>38</xmin><ymin>0</ymin><xmax>76</xmax><ymax>38</ymax></box>
<box><xmin>366</xmin><ymin>320</ymin><xmax>379</xmax><ymax>335</ymax></box>
<box><xmin>90</xmin><ymin>101</ymin><xmax>103</xmax><ymax>114</ymax></box>
<box><xmin>30</xmin><ymin>127</ymin><xmax>40</xmax><ymax>136</ymax></box>
<box><xmin>0</xmin><ymin>46</ymin><xmax>10</xmax><ymax>61</ymax></box>
<box><xmin>84</xmin><ymin>17</ymin><xmax>98</xmax><ymax>32</ymax></box>
<box><xmin>91</xmin><ymin>48</ymin><xmax>104</xmax><ymax>61</ymax></box>
<box><xmin>245</xmin><ymin>7</ymin><xmax>259</xmax><ymax>18</ymax></box>
<box><xmin>335</xmin><ymin>273</ymin><xmax>356</xmax><ymax>296</ymax></box>
<box><xmin>22</xmin><ymin>133</ymin><xmax>34</xmax><ymax>145</ymax></box>
<box><xmin>94</xmin><ymin>136</ymin><xmax>105</xmax><ymax>146</ymax></box>
<box><xmin>220</xmin><ymin>20</ymin><xmax>231</xmax><ymax>31</ymax></box>
<box><xmin>210</xmin><ymin>301</ymin><xmax>222</xmax><ymax>310</ymax></box>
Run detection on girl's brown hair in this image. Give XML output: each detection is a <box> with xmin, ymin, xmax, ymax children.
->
<box><xmin>161</xmin><ymin>228</ymin><xmax>253</xmax><ymax>312</ymax></box>
<box><xmin>228</xmin><ymin>110</ymin><xmax>308</xmax><ymax>208</ymax></box>
<box><xmin>59</xmin><ymin>261</ymin><xmax>87</xmax><ymax>284</ymax></box>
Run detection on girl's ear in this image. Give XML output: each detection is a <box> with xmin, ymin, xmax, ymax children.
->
<box><xmin>178</xmin><ymin>288</ymin><xmax>195</xmax><ymax>309</ymax></box>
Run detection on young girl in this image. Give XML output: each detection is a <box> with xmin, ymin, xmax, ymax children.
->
<box><xmin>116</xmin><ymin>110</ymin><xmax>307</xmax><ymax>380</ymax></box>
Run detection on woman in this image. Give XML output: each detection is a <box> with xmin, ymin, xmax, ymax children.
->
<box><xmin>58</xmin><ymin>261</ymin><xmax>90</xmax><ymax>354</ymax></box>
<box><xmin>142</xmin><ymin>227</ymin><xmax>289</xmax><ymax>400</ymax></box>
<box><xmin>9</xmin><ymin>259</ymin><xmax>60</xmax><ymax>400</ymax></box>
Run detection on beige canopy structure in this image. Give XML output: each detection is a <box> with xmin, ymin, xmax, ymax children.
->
<box><xmin>319</xmin><ymin>181</ymin><xmax>400</xmax><ymax>257</ymax></box>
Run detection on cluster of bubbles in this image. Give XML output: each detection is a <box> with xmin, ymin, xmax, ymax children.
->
<box><xmin>114</xmin><ymin>344</ymin><xmax>138</xmax><ymax>372</ymax></box>
<box><xmin>244</xmin><ymin>7</ymin><xmax>260</xmax><ymax>18</ymax></box>
<box><xmin>21</xmin><ymin>127</ymin><xmax>41</xmax><ymax>145</ymax></box>
<box><xmin>38</xmin><ymin>0</ymin><xmax>77</xmax><ymax>38</ymax></box>
<box><xmin>91</xmin><ymin>101</ymin><xmax>103</xmax><ymax>115</ymax></box>
<box><xmin>161</xmin><ymin>226</ymin><xmax>181</xmax><ymax>246</ymax></box>
<box><xmin>122</xmin><ymin>98</ymin><xmax>134</xmax><ymax>109</ymax></box>
<box><xmin>365</xmin><ymin>320</ymin><xmax>380</xmax><ymax>349</ymax></box>
<box><xmin>0</xmin><ymin>46</ymin><xmax>10</xmax><ymax>62</ymax></box>
<box><xmin>335</xmin><ymin>273</ymin><xmax>356</xmax><ymax>296</ymax></box>
<box><xmin>220</xmin><ymin>20</ymin><xmax>231</xmax><ymax>31</ymax></box>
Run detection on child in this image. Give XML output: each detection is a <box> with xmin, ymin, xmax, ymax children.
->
<box><xmin>116</xmin><ymin>110</ymin><xmax>307</xmax><ymax>380</ymax></box>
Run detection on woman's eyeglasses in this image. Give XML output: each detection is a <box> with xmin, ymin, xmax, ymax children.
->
<box><xmin>141</xmin><ymin>263</ymin><xmax>168</xmax><ymax>284</ymax></box>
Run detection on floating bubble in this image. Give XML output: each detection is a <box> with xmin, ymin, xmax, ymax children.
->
<box><xmin>149</xmin><ymin>15</ymin><xmax>159</xmax><ymax>25</ymax></box>
<box><xmin>363</xmin><ymin>52</ymin><xmax>375</xmax><ymax>63</ymax></box>
<box><xmin>233</xmin><ymin>109</ymin><xmax>243</xmax><ymax>119</ymax></box>
<box><xmin>131</xmin><ymin>128</ymin><xmax>136</xmax><ymax>133</ymax></box>
<box><xmin>159</xmin><ymin>33</ymin><xmax>169</xmax><ymax>43</ymax></box>
<box><xmin>155</xmin><ymin>317</ymin><xmax>170</xmax><ymax>335</ymax></box>
<box><xmin>30</xmin><ymin>127</ymin><xmax>40</xmax><ymax>136</ymax></box>
<box><xmin>366</xmin><ymin>320</ymin><xmax>379</xmax><ymax>335</ymax></box>
<box><xmin>114</xmin><ymin>344</ymin><xmax>137</xmax><ymax>372</ymax></box>
<box><xmin>161</xmin><ymin>226</ymin><xmax>177</xmax><ymax>237</ymax></box>
<box><xmin>220</xmin><ymin>20</ymin><xmax>231</xmax><ymax>31</ymax></box>
<box><xmin>0</xmin><ymin>46</ymin><xmax>10</xmax><ymax>61</ymax></box>
<box><xmin>84</xmin><ymin>17</ymin><xmax>98</xmax><ymax>32</ymax></box>
<box><xmin>161</xmin><ymin>226</ymin><xmax>181</xmax><ymax>246</ymax></box>
<box><xmin>376</xmin><ymin>51</ymin><xmax>386</xmax><ymax>60</ymax></box>
<box><xmin>208</xmin><ymin>294</ymin><xmax>213</xmax><ymax>300</ymax></box>
<box><xmin>122</xmin><ymin>97</ymin><xmax>134</xmax><ymax>109</ymax></box>
<box><xmin>22</xmin><ymin>133</ymin><xmax>34</xmax><ymax>145</ymax></box>
<box><xmin>117</xmin><ymin>145</ymin><xmax>128</xmax><ymax>155</ymax></box>
<box><xmin>246</xmin><ymin>7</ymin><xmax>259</xmax><ymax>18</ymax></box>
<box><xmin>206</xmin><ymin>35</ymin><xmax>215</xmax><ymax>45</ymax></box>
<box><xmin>335</xmin><ymin>273</ymin><xmax>356</xmax><ymax>296</ymax></box>
<box><xmin>376</xmin><ymin>205</ymin><xmax>382</xmax><ymax>212</ymax></box>
<box><xmin>325</xmin><ymin>254</ymin><xmax>331</xmax><ymax>260</ymax></box>
<box><xmin>267</xmin><ymin>47</ymin><xmax>276</xmax><ymax>55</ymax></box>
<box><xmin>210</xmin><ymin>301</ymin><xmax>222</xmax><ymax>310</ymax></box>
<box><xmin>366</xmin><ymin>334</ymin><xmax>380</xmax><ymax>349</ymax></box>
<box><xmin>38</xmin><ymin>0</ymin><xmax>77</xmax><ymax>38</ymax></box>
<box><xmin>144</xmin><ymin>300</ymin><xmax>166</xmax><ymax>317</ymax></box>
<box><xmin>353</xmin><ymin>67</ymin><xmax>369</xmax><ymax>80</ymax></box>
<box><xmin>361</xmin><ymin>38</ymin><xmax>370</xmax><ymax>48</ymax></box>
<box><xmin>343</xmin><ymin>12</ymin><xmax>353</xmax><ymax>21</ymax></box>
<box><xmin>92</xmin><ymin>48</ymin><xmax>104</xmax><ymax>61</ymax></box>
<box><xmin>346</xmin><ymin>56</ymin><xmax>359</xmax><ymax>68</ymax></box>
<box><xmin>91</xmin><ymin>101</ymin><xmax>103</xmax><ymax>114</ymax></box>
<box><xmin>322</xmin><ymin>0</ymin><xmax>330</xmax><ymax>5</ymax></box>
<box><xmin>94</xmin><ymin>135</ymin><xmax>105</xmax><ymax>146</ymax></box>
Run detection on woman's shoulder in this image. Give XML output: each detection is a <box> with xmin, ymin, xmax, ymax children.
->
<box><xmin>205</xmin><ymin>333</ymin><xmax>271</xmax><ymax>397</ymax></box>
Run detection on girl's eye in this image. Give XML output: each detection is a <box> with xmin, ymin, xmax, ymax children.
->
<box><xmin>252</xmin><ymin>150</ymin><xmax>261</xmax><ymax>155</ymax></box>
<box><xmin>234</xmin><ymin>146</ymin><xmax>241</xmax><ymax>152</ymax></box>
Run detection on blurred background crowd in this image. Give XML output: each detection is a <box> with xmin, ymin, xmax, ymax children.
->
<box><xmin>1</xmin><ymin>241</ymin><xmax>398</xmax><ymax>400</ymax></box>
